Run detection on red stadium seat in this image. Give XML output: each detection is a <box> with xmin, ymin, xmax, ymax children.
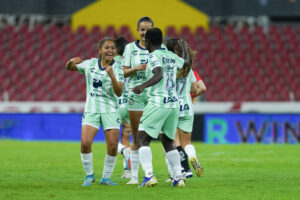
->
<box><xmin>1</xmin><ymin>24</ymin><xmax>299</xmax><ymax>101</ymax></box>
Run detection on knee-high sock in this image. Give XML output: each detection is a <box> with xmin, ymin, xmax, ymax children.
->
<box><xmin>177</xmin><ymin>146</ymin><xmax>190</xmax><ymax>172</ymax></box>
<box><xmin>81</xmin><ymin>152</ymin><xmax>93</xmax><ymax>176</ymax></box>
<box><xmin>130</xmin><ymin>150</ymin><xmax>140</xmax><ymax>178</ymax></box>
<box><xmin>101</xmin><ymin>154</ymin><xmax>117</xmax><ymax>179</ymax></box>
<box><xmin>165</xmin><ymin>155</ymin><xmax>174</xmax><ymax>178</ymax></box>
<box><xmin>118</xmin><ymin>142</ymin><xmax>125</xmax><ymax>154</ymax></box>
<box><xmin>139</xmin><ymin>146</ymin><xmax>153</xmax><ymax>177</ymax></box>
<box><xmin>165</xmin><ymin>150</ymin><xmax>182</xmax><ymax>180</ymax></box>
<box><xmin>184</xmin><ymin>144</ymin><xmax>196</xmax><ymax>159</ymax></box>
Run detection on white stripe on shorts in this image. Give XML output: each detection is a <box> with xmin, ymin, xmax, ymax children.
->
<box><xmin>82</xmin><ymin>123</ymin><xmax>99</xmax><ymax>130</ymax></box>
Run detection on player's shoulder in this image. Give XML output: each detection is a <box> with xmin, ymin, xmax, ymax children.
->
<box><xmin>126</xmin><ymin>41</ymin><xmax>136</xmax><ymax>48</ymax></box>
<box><xmin>81</xmin><ymin>57</ymin><xmax>97</xmax><ymax>66</ymax></box>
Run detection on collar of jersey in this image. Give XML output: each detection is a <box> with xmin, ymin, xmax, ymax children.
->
<box><xmin>135</xmin><ymin>40</ymin><xmax>147</xmax><ymax>50</ymax></box>
<box><xmin>98</xmin><ymin>58</ymin><xmax>115</xmax><ymax>71</ymax></box>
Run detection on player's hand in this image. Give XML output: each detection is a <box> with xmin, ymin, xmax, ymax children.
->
<box><xmin>69</xmin><ymin>57</ymin><xmax>82</xmax><ymax>64</ymax></box>
<box><xmin>132</xmin><ymin>85</ymin><xmax>144</xmax><ymax>94</ymax></box>
<box><xmin>105</xmin><ymin>66</ymin><xmax>114</xmax><ymax>78</ymax></box>
<box><xmin>135</xmin><ymin>64</ymin><xmax>147</xmax><ymax>71</ymax></box>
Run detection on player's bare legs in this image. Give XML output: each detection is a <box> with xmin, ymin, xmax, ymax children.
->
<box><xmin>127</xmin><ymin>110</ymin><xmax>143</xmax><ymax>184</ymax></box>
<box><xmin>80</xmin><ymin>125</ymin><xmax>98</xmax><ymax>186</ymax></box>
<box><xmin>137</xmin><ymin>130</ymin><xmax>157</xmax><ymax>187</ymax></box>
<box><xmin>119</xmin><ymin>121</ymin><xmax>132</xmax><ymax>179</ymax></box>
<box><xmin>99</xmin><ymin>129</ymin><xmax>119</xmax><ymax>185</ymax></box>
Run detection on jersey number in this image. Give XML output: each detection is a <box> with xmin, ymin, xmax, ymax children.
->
<box><xmin>177</xmin><ymin>79</ymin><xmax>186</xmax><ymax>96</ymax></box>
<box><xmin>166</xmin><ymin>72</ymin><xmax>175</xmax><ymax>89</ymax></box>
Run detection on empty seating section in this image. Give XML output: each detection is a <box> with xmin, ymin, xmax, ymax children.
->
<box><xmin>0</xmin><ymin>25</ymin><xmax>299</xmax><ymax>101</ymax></box>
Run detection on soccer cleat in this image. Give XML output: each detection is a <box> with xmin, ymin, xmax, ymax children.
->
<box><xmin>165</xmin><ymin>177</ymin><xmax>173</xmax><ymax>183</ymax></box>
<box><xmin>172</xmin><ymin>178</ymin><xmax>185</xmax><ymax>187</ymax></box>
<box><xmin>189</xmin><ymin>157</ymin><xmax>204</xmax><ymax>177</ymax></box>
<box><xmin>82</xmin><ymin>174</ymin><xmax>95</xmax><ymax>186</ymax></box>
<box><xmin>127</xmin><ymin>176</ymin><xmax>139</xmax><ymax>185</ymax></box>
<box><xmin>121</xmin><ymin>169</ymin><xmax>132</xmax><ymax>179</ymax></box>
<box><xmin>182</xmin><ymin>169</ymin><xmax>193</xmax><ymax>179</ymax></box>
<box><xmin>100</xmin><ymin>178</ymin><xmax>118</xmax><ymax>186</ymax></box>
<box><xmin>138</xmin><ymin>176</ymin><xmax>158</xmax><ymax>188</ymax></box>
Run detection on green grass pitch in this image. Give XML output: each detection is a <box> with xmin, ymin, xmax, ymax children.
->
<box><xmin>0</xmin><ymin>140</ymin><xmax>299</xmax><ymax>200</ymax></box>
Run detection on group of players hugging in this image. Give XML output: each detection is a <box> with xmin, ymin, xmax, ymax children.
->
<box><xmin>65</xmin><ymin>16</ymin><xmax>206</xmax><ymax>187</ymax></box>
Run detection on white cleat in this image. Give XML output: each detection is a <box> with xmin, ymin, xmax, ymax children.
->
<box><xmin>127</xmin><ymin>176</ymin><xmax>139</xmax><ymax>185</ymax></box>
<box><xmin>121</xmin><ymin>170</ymin><xmax>132</xmax><ymax>179</ymax></box>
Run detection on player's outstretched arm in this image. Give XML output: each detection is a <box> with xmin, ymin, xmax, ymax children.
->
<box><xmin>190</xmin><ymin>80</ymin><xmax>206</xmax><ymax>97</ymax></box>
<box><xmin>106</xmin><ymin>66</ymin><xmax>123</xmax><ymax>97</ymax></box>
<box><xmin>132</xmin><ymin>67</ymin><xmax>163</xmax><ymax>94</ymax></box>
<box><xmin>179</xmin><ymin>39</ymin><xmax>190</xmax><ymax>66</ymax></box>
<box><xmin>65</xmin><ymin>57</ymin><xmax>81</xmax><ymax>71</ymax></box>
<box><xmin>123</xmin><ymin>64</ymin><xmax>147</xmax><ymax>77</ymax></box>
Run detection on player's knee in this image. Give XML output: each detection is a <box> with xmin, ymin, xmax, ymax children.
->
<box><xmin>162</xmin><ymin>140</ymin><xmax>176</xmax><ymax>152</ymax></box>
<box><xmin>81</xmin><ymin>140</ymin><xmax>92</xmax><ymax>152</ymax></box>
<box><xmin>107</xmin><ymin>142</ymin><xmax>118</xmax><ymax>154</ymax></box>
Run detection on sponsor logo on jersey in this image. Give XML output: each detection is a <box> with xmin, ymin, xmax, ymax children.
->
<box><xmin>180</xmin><ymin>104</ymin><xmax>190</xmax><ymax>111</ymax></box>
<box><xmin>147</xmin><ymin>126</ymin><xmax>156</xmax><ymax>130</ymax></box>
<box><xmin>119</xmin><ymin>98</ymin><xmax>128</xmax><ymax>105</ymax></box>
<box><xmin>162</xmin><ymin>57</ymin><xmax>176</xmax><ymax>64</ymax></box>
<box><xmin>140</xmin><ymin>59</ymin><xmax>148</xmax><ymax>64</ymax></box>
<box><xmin>163</xmin><ymin>96</ymin><xmax>178</xmax><ymax>103</ymax></box>
<box><xmin>93</xmin><ymin>79</ymin><xmax>102</xmax><ymax>88</ymax></box>
<box><xmin>133</xmin><ymin>51</ymin><xmax>148</xmax><ymax>56</ymax></box>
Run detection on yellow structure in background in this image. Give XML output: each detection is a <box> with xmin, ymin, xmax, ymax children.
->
<box><xmin>71</xmin><ymin>0</ymin><xmax>209</xmax><ymax>38</ymax></box>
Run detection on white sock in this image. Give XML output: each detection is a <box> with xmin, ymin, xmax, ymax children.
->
<box><xmin>165</xmin><ymin>150</ymin><xmax>182</xmax><ymax>180</ymax></box>
<box><xmin>123</xmin><ymin>148</ymin><xmax>130</xmax><ymax>169</ymax></box>
<box><xmin>118</xmin><ymin>142</ymin><xmax>125</xmax><ymax>154</ymax></box>
<box><xmin>81</xmin><ymin>152</ymin><xmax>94</xmax><ymax>176</ymax></box>
<box><xmin>184</xmin><ymin>144</ymin><xmax>196</xmax><ymax>159</ymax></box>
<box><xmin>101</xmin><ymin>154</ymin><xmax>117</xmax><ymax>179</ymax></box>
<box><xmin>165</xmin><ymin>155</ymin><xmax>174</xmax><ymax>178</ymax></box>
<box><xmin>139</xmin><ymin>146</ymin><xmax>153</xmax><ymax>177</ymax></box>
<box><xmin>130</xmin><ymin>150</ymin><xmax>140</xmax><ymax>178</ymax></box>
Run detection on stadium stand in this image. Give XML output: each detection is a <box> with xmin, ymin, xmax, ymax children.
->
<box><xmin>1</xmin><ymin>24</ymin><xmax>299</xmax><ymax>101</ymax></box>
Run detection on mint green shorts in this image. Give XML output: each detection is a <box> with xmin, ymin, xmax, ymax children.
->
<box><xmin>119</xmin><ymin>107</ymin><xmax>130</xmax><ymax>124</ymax></box>
<box><xmin>82</xmin><ymin>112</ymin><xmax>120</xmax><ymax>130</ymax></box>
<box><xmin>177</xmin><ymin>115</ymin><xmax>194</xmax><ymax>133</ymax></box>
<box><xmin>127</xmin><ymin>91</ymin><xmax>148</xmax><ymax>111</ymax></box>
<box><xmin>138</xmin><ymin>103</ymin><xmax>179</xmax><ymax>140</ymax></box>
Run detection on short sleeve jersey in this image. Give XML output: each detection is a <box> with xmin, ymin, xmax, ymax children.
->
<box><xmin>122</xmin><ymin>41</ymin><xmax>149</xmax><ymax>91</ymax></box>
<box><xmin>146</xmin><ymin>48</ymin><xmax>184</xmax><ymax>108</ymax></box>
<box><xmin>77</xmin><ymin>58</ymin><xmax>124</xmax><ymax>113</ymax></box>
<box><xmin>176</xmin><ymin>70</ymin><xmax>197</xmax><ymax>117</ymax></box>
<box><xmin>115</xmin><ymin>55</ymin><xmax>130</xmax><ymax>109</ymax></box>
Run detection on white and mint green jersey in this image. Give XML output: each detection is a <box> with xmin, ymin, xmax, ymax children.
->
<box><xmin>122</xmin><ymin>41</ymin><xmax>149</xmax><ymax>91</ymax></box>
<box><xmin>146</xmin><ymin>48</ymin><xmax>184</xmax><ymax>108</ymax></box>
<box><xmin>176</xmin><ymin>70</ymin><xmax>197</xmax><ymax>117</ymax></box>
<box><xmin>77</xmin><ymin>57</ymin><xmax>124</xmax><ymax>113</ymax></box>
<box><xmin>118</xmin><ymin>77</ymin><xmax>130</xmax><ymax>109</ymax></box>
<box><xmin>115</xmin><ymin>55</ymin><xmax>130</xmax><ymax>109</ymax></box>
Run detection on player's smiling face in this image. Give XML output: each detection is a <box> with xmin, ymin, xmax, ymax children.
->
<box><xmin>138</xmin><ymin>21</ymin><xmax>153</xmax><ymax>42</ymax></box>
<box><xmin>99</xmin><ymin>40</ymin><xmax>115</xmax><ymax>62</ymax></box>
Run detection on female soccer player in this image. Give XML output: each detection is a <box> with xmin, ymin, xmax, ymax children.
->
<box><xmin>65</xmin><ymin>37</ymin><xmax>124</xmax><ymax>186</ymax></box>
<box><xmin>122</xmin><ymin>16</ymin><xmax>154</xmax><ymax>184</ymax></box>
<box><xmin>133</xmin><ymin>28</ymin><xmax>189</xmax><ymax>187</ymax></box>
<box><xmin>165</xmin><ymin>38</ymin><xmax>206</xmax><ymax>179</ymax></box>
<box><xmin>114</xmin><ymin>37</ymin><xmax>132</xmax><ymax>179</ymax></box>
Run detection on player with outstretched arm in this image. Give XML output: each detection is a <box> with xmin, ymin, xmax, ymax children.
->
<box><xmin>65</xmin><ymin>37</ymin><xmax>124</xmax><ymax>186</ymax></box>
